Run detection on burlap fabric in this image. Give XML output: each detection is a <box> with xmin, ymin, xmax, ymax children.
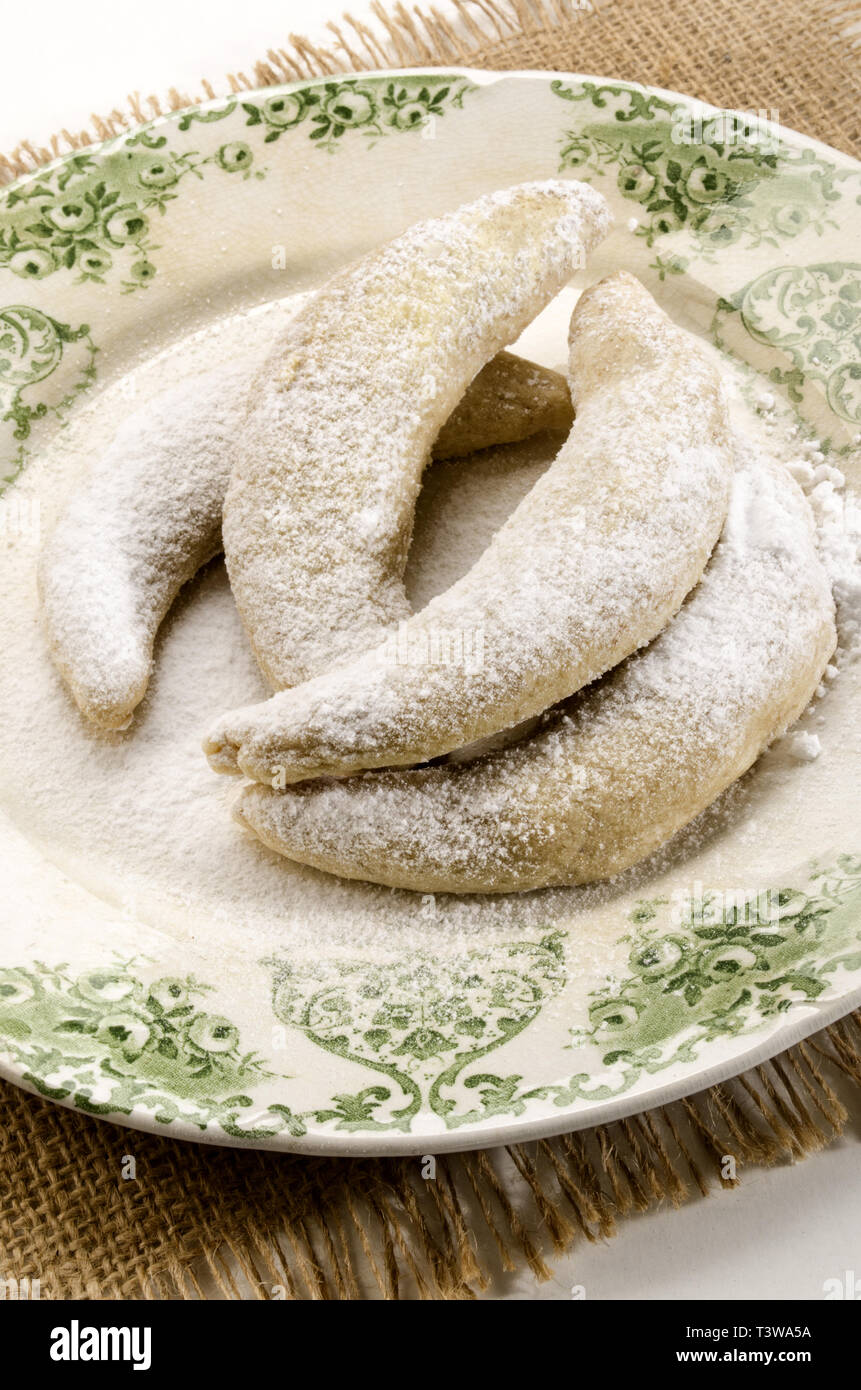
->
<box><xmin>1</xmin><ymin>0</ymin><xmax>859</xmax><ymax>1299</ymax></box>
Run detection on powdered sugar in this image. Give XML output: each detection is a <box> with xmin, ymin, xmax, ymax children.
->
<box><xmin>783</xmin><ymin>731</ymin><xmax>822</xmax><ymax>762</ymax></box>
<box><xmin>716</xmin><ymin>366</ymin><xmax>861</xmax><ymax>675</ymax></box>
<box><xmin>805</xmin><ymin>468</ymin><xmax>861</xmax><ymax>664</ymax></box>
<box><xmin>207</xmin><ymin>272</ymin><xmax>735</xmax><ymax>783</ymax></box>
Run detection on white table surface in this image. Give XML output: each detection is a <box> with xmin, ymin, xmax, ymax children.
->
<box><xmin>3</xmin><ymin>0</ymin><xmax>858</xmax><ymax>1302</ymax></box>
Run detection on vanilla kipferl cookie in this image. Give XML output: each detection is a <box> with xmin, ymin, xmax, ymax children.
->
<box><xmin>235</xmin><ymin>456</ymin><xmax>836</xmax><ymax>893</ymax></box>
<box><xmin>206</xmin><ymin>271</ymin><xmax>734</xmax><ymax>783</ymax></box>
<box><xmin>38</xmin><ymin>367</ymin><xmax>241</xmax><ymax>731</ymax></box>
<box><xmin>38</xmin><ymin>348</ymin><xmax>571</xmax><ymax>731</ymax></box>
<box><xmin>221</xmin><ymin>180</ymin><xmax>612</xmax><ymax>694</ymax></box>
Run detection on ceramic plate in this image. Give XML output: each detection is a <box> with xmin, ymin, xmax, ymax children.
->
<box><xmin>1</xmin><ymin>69</ymin><xmax>859</xmax><ymax>1155</ymax></box>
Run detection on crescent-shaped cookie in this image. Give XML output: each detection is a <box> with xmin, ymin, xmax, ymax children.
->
<box><xmin>221</xmin><ymin>179</ymin><xmax>612</xmax><ymax>693</ymax></box>
<box><xmin>205</xmin><ymin>271</ymin><xmax>735</xmax><ymax>782</ymax></box>
<box><xmin>234</xmin><ymin>456</ymin><xmax>837</xmax><ymax>893</ymax></box>
<box><xmin>38</xmin><ymin>369</ymin><xmax>238</xmax><ymax>732</ymax></box>
<box><xmin>38</xmin><ymin>350</ymin><xmax>572</xmax><ymax>731</ymax></box>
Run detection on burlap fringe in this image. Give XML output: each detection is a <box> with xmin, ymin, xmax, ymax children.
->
<box><xmin>151</xmin><ymin>1013</ymin><xmax>861</xmax><ymax>1299</ymax></box>
<box><xmin>6</xmin><ymin>1012</ymin><xmax>853</xmax><ymax>1300</ymax></box>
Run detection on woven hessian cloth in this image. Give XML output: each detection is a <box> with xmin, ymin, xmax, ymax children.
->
<box><xmin>1</xmin><ymin>0</ymin><xmax>859</xmax><ymax>1299</ymax></box>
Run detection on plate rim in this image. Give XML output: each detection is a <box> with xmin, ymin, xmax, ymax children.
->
<box><xmin>4</xmin><ymin>65</ymin><xmax>859</xmax><ymax>200</ymax></box>
<box><xmin>2</xmin><ymin>978</ymin><xmax>859</xmax><ymax>1156</ymax></box>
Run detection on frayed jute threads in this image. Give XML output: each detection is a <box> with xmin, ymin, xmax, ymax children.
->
<box><xmin>1</xmin><ymin>0</ymin><xmax>860</xmax><ymax>1300</ymax></box>
<box><xmin>0</xmin><ymin>1013</ymin><xmax>858</xmax><ymax>1299</ymax></box>
<box><xmin>0</xmin><ymin>0</ymin><xmax>602</xmax><ymax>183</ymax></box>
<box><xmin>2</xmin><ymin>0</ymin><xmax>860</xmax><ymax>183</ymax></box>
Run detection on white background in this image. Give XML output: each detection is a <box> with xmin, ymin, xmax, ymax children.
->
<box><xmin>3</xmin><ymin>0</ymin><xmax>859</xmax><ymax>1301</ymax></box>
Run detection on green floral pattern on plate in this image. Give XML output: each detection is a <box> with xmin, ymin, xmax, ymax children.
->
<box><xmin>712</xmin><ymin>261</ymin><xmax>861</xmax><ymax>424</ymax></box>
<box><xmin>0</xmin><ymin>137</ymin><xmax>262</xmax><ymax>296</ymax></box>
<box><xmin>551</xmin><ymin>857</ymin><xmax>861</xmax><ymax>1103</ymax></box>
<box><xmin>0</xmin><ymin>957</ymin><xmax>301</xmax><ymax>1139</ymax></box>
<box><xmin>241</xmin><ymin>76</ymin><xmax>474</xmax><ymax>149</ymax></box>
<box><xmin>268</xmin><ymin>934</ymin><xmax>566</xmax><ymax>1132</ymax></box>
<box><xmin>0</xmin><ymin>77</ymin><xmax>475</xmax><ymax>295</ymax></box>
<box><xmin>553</xmin><ymin>80</ymin><xmax>858</xmax><ymax>259</ymax></box>
<box><xmin>0</xmin><ymin>305</ymin><xmax>96</xmax><ymax>490</ymax></box>
<box><xmin>1</xmin><ymin>863</ymin><xmax>858</xmax><ymax>1139</ymax></box>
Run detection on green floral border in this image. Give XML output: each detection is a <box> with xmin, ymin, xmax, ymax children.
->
<box><xmin>1</xmin><ymin>860</ymin><xmax>859</xmax><ymax>1141</ymax></box>
<box><xmin>239</xmin><ymin>76</ymin><xmax>474</xmax><ymax>150</ymax></box>
<box><xmin>544</xmin><ymin>856</ymin><xmax>861</xmax><ymax>1106</ymax></box>
<box><xmin>711</xmin><ymin>260</ymin><xmax>861</xmax><ymax>426</ymax></box>
<box><xmin>0</xmin><ymin>77</ymin><xmax>475</xmax><ymax>296</ymax></box>
<box><xmin>266</xmin><ymin>933</ymin><xmax>566</xmax><ymax>1133</ymax></box>
<box><xmin>552</xmin><ymin>79</ymin><xmax>860</xmax><ymax>263</ymax></box>
<box><xmin>0</xmin><ymin>305</ymin><xmax>97</xmax><ymax>491</ymax></box>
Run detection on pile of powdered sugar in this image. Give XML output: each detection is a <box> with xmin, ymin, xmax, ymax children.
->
<box><xmin>747</xmin><ymin>390</ymin><xmax>861</xmax><ymax>665</ymax></box>
<box><xmin>797</xmin><ymin>453</ymin><xmax>861</xmax><ymax>664</ymax></box>
<box><xmin>732</xmin><ymin>388</ymin><xmax>861</xmax><ymax>768</ymax></box>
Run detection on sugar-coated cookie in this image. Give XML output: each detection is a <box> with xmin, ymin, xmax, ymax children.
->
<box><xmin>235</xmin><ymin>457</ymin><xmax>836</xmax><ymax>893</ymax></box>
<box><xmin>221</xmin><ymin>180</ymin><xmax>611</xmax><ymax>694</ymax></box>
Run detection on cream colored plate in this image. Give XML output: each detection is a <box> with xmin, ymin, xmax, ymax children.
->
<box><xmin>0</xmin><ymin>69</ymin><xmax>859</xmax><ymax>1153</ymax></box>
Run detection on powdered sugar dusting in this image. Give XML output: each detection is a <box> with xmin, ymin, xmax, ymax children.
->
<box><xmin>806</xmin><ymin>465</ymin><xmax>861</xmax><ymax>664</ymax></box>
<box><xmin>222</xmin><ymin>180</ymin><xmax>612</xmax><ymax>691</ymax></box>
